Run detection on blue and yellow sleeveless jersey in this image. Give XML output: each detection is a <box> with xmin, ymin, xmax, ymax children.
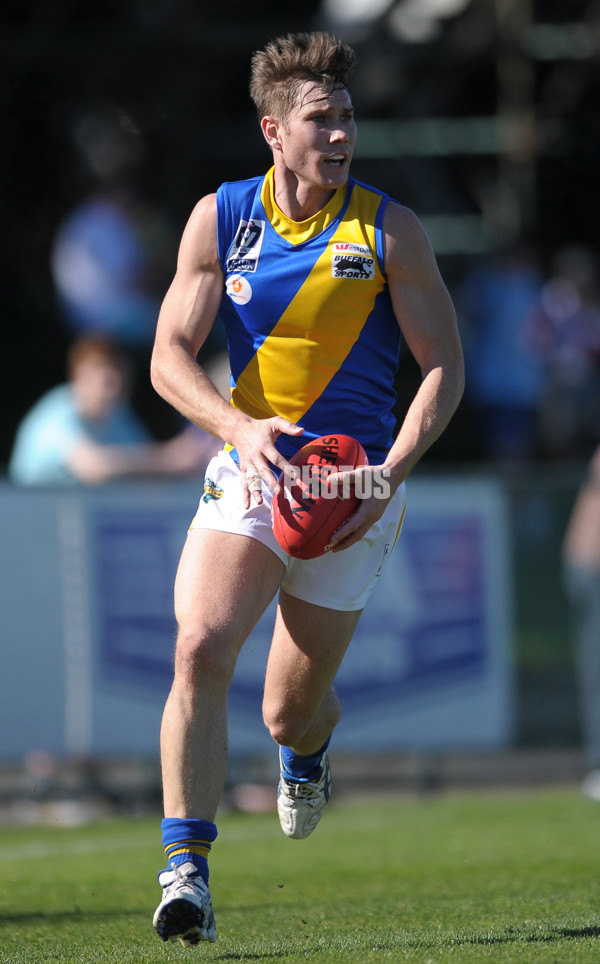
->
<box><xmin>215</xmin><ymin>167</ymin><xmax>401</xmax><ymax>465</ymax></box>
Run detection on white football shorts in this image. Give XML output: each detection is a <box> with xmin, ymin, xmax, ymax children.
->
<box><xmin>190</xmin><ymin>450</ymin><xmax>406</xmax><ymax>612</ymax></box>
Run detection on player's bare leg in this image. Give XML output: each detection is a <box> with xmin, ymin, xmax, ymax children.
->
<box><xmin>262</xmin><ymin>591</ymin><xmax>362</xmax><ymax>838</ymax></box>
<box><xmin>154</xmin><ymin>529</ymin><xmax>284</xmax><ymax>945</ymax></box>
<box><xmin>162</xmin><ymin>529</ymin><xmax>285</xmax><ymax>818</ymax></box>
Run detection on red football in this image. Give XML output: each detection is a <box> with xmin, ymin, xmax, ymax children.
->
<box><xmin>272</xmin><ymin>434</ymin><xmax>368</xmax><ymax>560</ymax></box>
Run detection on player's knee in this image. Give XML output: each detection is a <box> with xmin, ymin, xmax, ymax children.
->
<box><xmin>265</xmin><ymin>715</ymin><xmax>308</xmax><ymax>748</ymax></box>
<box><xmin>173</xmin><ymin>625</ymin><xmax>237</xmax><ymax>689</ymax></box>
<box><xmin>264</xmin><ymin>696</ymin><xmax>340</xmax><ymax>748</ymax></box>
<box><xmin>263</xmin><ymin>699</ymin><xmax>304</xmax><ymax>746</ymax></box>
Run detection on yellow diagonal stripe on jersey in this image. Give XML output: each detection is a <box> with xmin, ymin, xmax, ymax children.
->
<box><xmin>230</xmin><ymin>187</ymin><xmax>385</xmax><ymax>424</ymax></box>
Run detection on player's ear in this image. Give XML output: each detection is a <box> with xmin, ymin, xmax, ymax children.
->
<box><xmin>261</xmin><ymin>116</ymin><xmax>283</xmax><ymax>152</ymax></box>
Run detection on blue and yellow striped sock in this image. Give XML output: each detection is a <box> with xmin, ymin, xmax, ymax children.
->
<box><xmin>280</xmin><ymin>736</ymin><xmax>331</xmax><ymax>783</ymax></box>
<box><xmin>161</xmin><ymin>817</ymin><xmax>218</xmax><ymax>885</ymax></box>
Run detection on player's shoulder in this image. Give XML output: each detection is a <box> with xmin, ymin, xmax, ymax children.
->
<box><xmin>382</xmin><ymin>199</ymin><xmax>435</xmax><ymax>274</ymax></box>
<box><xmin>187</xmin><ymin>192</ymin><xmax>218</xmax><ymax>228</ymax></box>
<box><xmin>382</xmin><ymin>198</ymin><xmax>425</xmax><ymax>238</ymax></box>
<box><xmin>177</xmin><ymin>193</ymin><xmax>219</xmax><ymax>265</ymax></box>
<box><xmin>350</xmin><ymin>177</ymin><xmax>424</xmax><ymax>237</ymax></box>
<box><xmin>216</xmin><ymin>173</ymin><xmax>264</xmax><ymax>208</ymax></box>
<box><xmin>188</xmin><ymin>174</ymin><xmax>263</xmax><ymax>234</ymax></box>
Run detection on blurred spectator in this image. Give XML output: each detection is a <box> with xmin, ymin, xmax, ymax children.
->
<box><xmin>526</xmin><ymin>245</ymin><xmax>600</xmax><ymax>460</ymax></box>
<box><xmin>563</xmin><ymin>443</ymin><xmax>600</xmax><ymax>800</ymax></box>
<box><xmin>8</xmin><ymin>335</ymin><xmax>219</xmax><ymax>487</ymax></box>
<box><xmin>50</xmin><ymin>180</ymin><xmax>171</xmax><ymax>350</ymax></box>
<box><xmin>47</xmin><ymin>102</ymin><xmax>228</xmax><ymax>440</ymax></box>
<box><xmin>49</xmin><ymin>103</ymin><xmax>175</xmax><ymax>352</ymax></box>
<box><xmin>458</xmin><ymin>240</ymin><xmax>545</xmax><ymax>462</ymax></box>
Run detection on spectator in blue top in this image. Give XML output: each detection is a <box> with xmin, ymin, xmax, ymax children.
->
<box><xmin>458</xmin><ymin>240</ymin><xmax>545</xmax><ymax>462</ymax></box>
<box><xmin>9</xmin><ymin>335</ymin><xmax>218</xmax><ymax>486</ymax></box>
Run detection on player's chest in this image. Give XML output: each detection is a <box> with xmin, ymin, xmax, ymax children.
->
<box><xmin>223</xmin><ymin>218</ymin><xmax>384</xmax><ymax>324</ymax></box>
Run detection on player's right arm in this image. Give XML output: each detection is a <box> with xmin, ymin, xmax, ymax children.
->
<box><xmin>150</xmin><ymin>194</ymin><xmax>301</xmax><ymax>502</ymax></box>
<box><xmin>151</xmin><ymin>194</ymin><xmax>233</xmax><ymax>437</ymax></box>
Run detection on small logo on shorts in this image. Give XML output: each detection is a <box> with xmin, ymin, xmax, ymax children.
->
<box><xmin>202</xmin><ymin>477</ymin><xmax>224</xmax><ymax>502</ymax></box>
<box><xmin>375</xmin><ymin>543</ymin><xmax>391</xmax><ymax>577</ymax></box>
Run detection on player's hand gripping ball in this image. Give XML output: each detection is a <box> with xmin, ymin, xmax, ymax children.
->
<box><xmin>272</xmin><ymin>434</ymin><xmax>368</xmax><ymax>559</ymax></box>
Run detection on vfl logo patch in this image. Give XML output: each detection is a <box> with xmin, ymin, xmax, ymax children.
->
<box><xmin>332</xmin><ymin>242</ymin><xmax>375</xmax><ymax>280</ymax></box>
<box><xmin>226</xmin><ymin>218</ymin><xmax>266</xmax><ymax>273</ymax></box>
<box><xmin>202</xmin><ymin>477</ymin><xmax>224</xmax><ymax>503</ymax></box>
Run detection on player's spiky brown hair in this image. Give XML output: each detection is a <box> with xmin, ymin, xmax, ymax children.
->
<box><xmin>249</xmin><ymin>31</ymin><xmax>356</xmax><ymax>124</ymax></box>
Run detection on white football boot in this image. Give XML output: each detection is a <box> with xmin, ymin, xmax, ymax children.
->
<box><xmin>277</xmin><ymin>747</ymin><xmax>332</xmax><ymax>839</ymax></box>
<box><xmin>153</xmin><ymin>861</ymin><xmax>216</xmax><ymax>946</ymax></box>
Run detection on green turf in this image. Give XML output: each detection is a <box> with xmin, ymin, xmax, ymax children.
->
<box><xmin>0</xmin><ymin>787</ymin><xmax>599</xmax><ymax>962</ymax></box>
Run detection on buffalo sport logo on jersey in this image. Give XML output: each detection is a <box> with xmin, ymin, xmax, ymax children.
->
<box><xmin>331</xmin><ymin>242</ymin><xmax>375</xmax><ymax>280</ymax></box>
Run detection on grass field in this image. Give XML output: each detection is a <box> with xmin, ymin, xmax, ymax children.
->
<box><xmin>0</xmin><ymin>787</ymin><xmax>599</xmax><ymax>963</ymax></box>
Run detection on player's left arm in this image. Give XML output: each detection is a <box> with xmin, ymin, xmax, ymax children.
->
<box><xmin>381</xmin><ymin>201</ymin><xmax>465</xmax><ymax>484</ymax></box>
<box><xmin>330</xmin><ymin>201</ymin><xmax>464</xmax><ymax>551</ymax></box>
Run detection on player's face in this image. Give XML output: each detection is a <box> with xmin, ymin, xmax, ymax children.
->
<box><xmin>277</xmin><ymin>82</ymin><xmax>357</xmax><ymax>192</ymax></box>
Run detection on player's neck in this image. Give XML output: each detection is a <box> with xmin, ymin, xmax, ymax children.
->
<box><xmin>272</xmin><ymin>169</ymin><xmax>338</xmax><ymax>223</ymax></box>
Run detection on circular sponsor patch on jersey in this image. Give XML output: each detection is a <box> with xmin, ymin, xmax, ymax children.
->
<box><xmin>226</xmin><ymin>274</ymin><xmax>252</xmax><ymax>305</ymax></box>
